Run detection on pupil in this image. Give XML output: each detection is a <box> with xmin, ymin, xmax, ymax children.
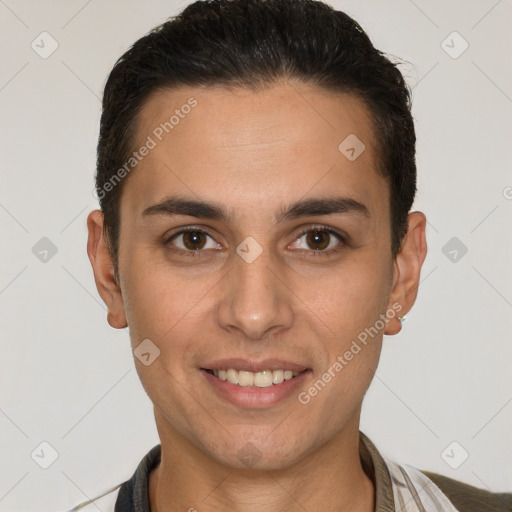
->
<box><xmin>307</xmin><ymin>230</ymin><xmax>329</xmax><ymax>250</ymax></box>
<box><xmin>184</xmin><ymin>232</ymin><xmax>205</xmax><ymax>250</ymax></box>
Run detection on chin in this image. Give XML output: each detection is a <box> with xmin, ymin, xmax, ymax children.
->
<box><xmin>216</xmin><ymin>448</ymin><xmax>303</xmax><ymax>471</ymax></box>
<box><xmin>202</xmin><ymin>431</ymin><xmax>310</xmax><ymax>471</ymax></box>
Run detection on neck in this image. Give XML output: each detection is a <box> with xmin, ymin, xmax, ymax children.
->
<box><xmin>149</xmin><ymin>416</ymin><xmax>374</xmax><ymax>512</ymax></box>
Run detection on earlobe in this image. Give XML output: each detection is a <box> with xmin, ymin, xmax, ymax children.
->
<box><xmin>384</xmin><ymin>211</ymin><xmax>427</xmax><ymax>336</ymax></box>
<box><xmin>86</xmin><ymin>210</ymin><xmax>128</xmax><ymax>329</ymax></box>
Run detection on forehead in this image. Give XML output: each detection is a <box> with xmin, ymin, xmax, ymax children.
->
<box><xmin>122</xmin><ymin>81</ymin><xmax>388</xmax><ymax>222</ymax></box>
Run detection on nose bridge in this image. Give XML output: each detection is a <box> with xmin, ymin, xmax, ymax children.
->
<box><xmin>217</xmin><ymin>241</ymin><xmax>293</xmax><ymax>339</ymax></box>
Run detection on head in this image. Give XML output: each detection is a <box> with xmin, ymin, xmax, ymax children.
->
<box><xmin>88</xmin><ymin>0</ymin><xmax>426</xmax><ymax>471</ymax></box>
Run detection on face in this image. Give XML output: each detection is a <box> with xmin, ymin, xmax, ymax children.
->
<box><xmin>88</xmin><ymin>81</ymin><xmax>425</xmax><ymax>471</ymax></box>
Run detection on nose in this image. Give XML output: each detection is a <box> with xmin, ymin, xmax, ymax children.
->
<box><xmin>216</xmin><ymin>245</ymin><xmax>294</xmax><ymax>341</ymax></box>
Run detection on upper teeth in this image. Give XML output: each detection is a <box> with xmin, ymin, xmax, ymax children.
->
<box><xmin>212</xmin><ymin>369</ymin><xmax>300</xmax><ymax>387</ymax></box>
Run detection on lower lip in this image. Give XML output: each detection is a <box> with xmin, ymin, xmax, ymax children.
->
<box><xmin>201</xmin><ymin>369</ymin><xmax>312</xmax><ymax>409</ymax></box>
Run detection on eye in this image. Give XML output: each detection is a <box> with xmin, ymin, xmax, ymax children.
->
<box><xmin>164</xmin><ymin>225</ymin><xmax>346</xmax><ymax>258</ymax></box>
<box><xmin>289</xmin><ymin>226</ymin><xmax>346</xmax><ymax>254</ymax></box>
<box><xmin>166</xmin><ymin>228</ymin><xmax>221</xmax><ymax>253</ymax></box>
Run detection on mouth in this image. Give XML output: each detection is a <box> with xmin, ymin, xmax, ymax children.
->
<box><xmin>203</xmin><ymin>368</ymin><xmax>305</xmax><ymax>387</ymax></box>
<box><xmin>200</xmin><ymin>361</ymin><xmax>312</xmax><ymax>408</ymax></box>
<box><xmin>200</xmin><ymin>359</ymin><xmax>312</xmax><ymax>408</ymax></box>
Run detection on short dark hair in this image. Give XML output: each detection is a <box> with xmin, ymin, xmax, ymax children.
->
<box><xmin>96</xmin><ymin>0</ymin><xmax>416</xmax><ymax>280</ymax></box>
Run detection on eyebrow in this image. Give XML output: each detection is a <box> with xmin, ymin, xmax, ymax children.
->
<box><xmin>141</xmin><ymin>195</ymin><xmax>371</xmax><ymax>224</ymax></box>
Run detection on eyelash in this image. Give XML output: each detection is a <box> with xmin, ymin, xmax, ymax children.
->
<box><xmin>293</xmin><ymin>225</ymin><xmax>347</xmax><ymax>257</ymax></box>
<box><xmin>164</xmin><ymin>224</ymin><xmax>347</xmax><ymax>258</ymax></box>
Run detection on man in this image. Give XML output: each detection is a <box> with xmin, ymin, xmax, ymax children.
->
<box><xmin>82</xmin><ymin>0</ymin><xmax>511</xmax><ymax>510</ymax></box>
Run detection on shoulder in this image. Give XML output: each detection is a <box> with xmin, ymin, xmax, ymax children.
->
<box><xmin>383</xmin><ymin>455</ymin><xmax>512</xmax><ymax>512</ymax></box>
<box><xmin>420</xmin><ymin>470</ymin><xmax>512</xmax><ymax>512</ymax></box>
<box><xmin>67</xmin><ymin>444</ymin><xmax>161</xmax><ymax>512</ymax></box>
<box><xmin>67</xmin><ymin>483</ymin><xmax>121</xmax><ymax>511</ymax></box>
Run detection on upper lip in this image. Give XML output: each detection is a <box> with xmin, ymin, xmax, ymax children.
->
<box><xmin>202</xmin><ymin>358</ymin><xmax>309</xmax><ymax>373</ymax></box>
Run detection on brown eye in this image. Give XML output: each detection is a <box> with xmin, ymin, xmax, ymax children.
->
<box><xmin>182</xmin><ymin>231</ymin><xmax>207</xmax><ymax>250</ymax></box>
<box><xmin>289</xmin><ymin>226</ymin><xmax>346</xmax><ymax>255</ymax></box>
<box><xmin>167</xmin><ymin>229</ymin><xmax>220</xmax><ymax>253</ymax></box>
<box><xmin>305</xmin><ymin>230</ymin><xmax>330</xmax><ymax>250</ymax></box>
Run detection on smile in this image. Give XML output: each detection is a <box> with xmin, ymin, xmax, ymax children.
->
<box><xmin>205</xmin><ymin>368</ymin><xmax>301</xmax><ymax>387</ymax></box>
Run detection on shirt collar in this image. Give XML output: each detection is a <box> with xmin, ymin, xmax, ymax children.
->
<box><xmin>115</xmin><ymin>431</ymin><xmax>395</xmax><ymax>512</ymax></box>
<box><xmin>359</xmin><ymin>431</ymin><xmax>396</xmax><ymax>512</ymax></box>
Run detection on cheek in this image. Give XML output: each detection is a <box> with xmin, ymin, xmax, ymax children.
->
<box><xmin>295</xmin><ymin>267</ymin><xmax>387</xmax><ymax>439</ymax></box>
<box><xmin>298</xmin><ymin>253</ymin><xmax>392</xmax><ymax>333</ymax></box>
<box><xmin>121</xmin><ymin>246</ymin><xmax>206</xmax><ymax>343</ymax></box>
<box><xmin>300</xmin><ymin>251</ymin><xmax>392</xmax><ymax>392</ymax></box>
<box><xmin>121</xmin><ymin>251</ymin><xmax>206</xmax><ymax>417</ymax></box>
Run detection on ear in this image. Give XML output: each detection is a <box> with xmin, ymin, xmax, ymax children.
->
<box><xmin>86</xmin><ymin>209</ymin><xmax>127</xmax><ymax>329</ymax></box>
<box><xmin>385</xmin><ymin>211</ymin><xmax>427</xmax><ymax>335</ymax></box>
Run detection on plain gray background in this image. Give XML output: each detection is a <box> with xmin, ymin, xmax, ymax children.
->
<box><xmin>1</xmin><ymin>1</ymin><xmax>511</xmax><ymax>510</ymax></box>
